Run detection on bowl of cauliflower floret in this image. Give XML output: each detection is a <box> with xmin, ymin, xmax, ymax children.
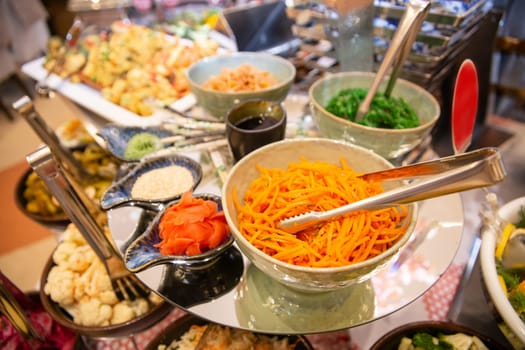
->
<box><xmin>40</xmin><ymin>223</ymin><xmax>173</xmax><ymax>338</ymax></box>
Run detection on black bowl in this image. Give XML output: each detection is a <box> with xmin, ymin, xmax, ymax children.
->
<box><xmin>145</xmin><ymin>313</ymin><xmax>315</xmax><ymax>350</ymax></box>
<box><xmin>370</xmin><ymin>321</ymin><xmax>508</xmax><ymax>350</ymax></box>
<box><xmin>15</xmin><ymin>167</ymin><xmax>70</xmax><ymax>227</ymax></box>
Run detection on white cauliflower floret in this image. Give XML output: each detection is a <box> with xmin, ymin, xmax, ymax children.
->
<box><xmin>129</xmin><ymin>298</ymin><xmax>149</xmax><ymax>316</ymax></box>
<box><xmin>149</xmin><ymin>292</ymin><xmax>163</xmax><ymax>305</ymax></box>
<box><xmin>61</xmin><ymin>224</ymin><xmax>87</xmax><ymax>245</ymax></box>
<box><xmin>52</xmin><ymin>241</ymin><xmax>77</xmax><ymax>265</ymax></box>
<box><xmin>44</xmin><ymin>223</ymin><xmax>157</xmax><ymax>327</ymax></box>
<box><xmin>75</xmin><ymin>298</ymin><xmax>113</xmax><ymax>326</ymax></box>
<box><xmin>44</xmin><ymin>265</ymin><xmax>78</xmax><ymax>306</ymax></box>
<box><xmin>79</xmin><ymin>260</ymin><xmax>117</xmax><ymax>304</ymax></box>
<box><xmin>111</xmin><ymin>302</ymin><xmax>136</xmax><ymax>324</ymax></box>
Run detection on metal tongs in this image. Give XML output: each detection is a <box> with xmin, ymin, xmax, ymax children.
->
<box><xmin>27</xmin><ymin>146</ymin><xmax>150</xmax><ymax>301</ymax></box>
<box><xmin>278</xmin><ymin>147</ymin><xmax>507</xmax><ymax>234</ymax></box>
<box><xmin>355</xmin><ymin>0</ymin><xmax>431</xmax><ymax>122</ymax></box>
<box><xmin>0</xmin><ymin>274</ymin><xmax>44</xmax><ymax>342</ymax></box>
<box><xmin>13</xmin><ymin>95</ymin><xmax>89</xmax><ymax>182</ymax></box>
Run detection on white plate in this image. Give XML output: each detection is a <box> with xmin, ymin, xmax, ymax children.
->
<box><xmin>22</xmin><ymin>57</ymin><xmax>197</xmax><ymax>127</ymax></box>
<box><xmin>480</xmin><ymin>196</ymin><xmax>525</xmax><ymax>344</ymax></box>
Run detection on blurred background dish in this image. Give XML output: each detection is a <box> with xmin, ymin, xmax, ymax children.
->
<box><xmin>222</xmin><ymin>138</ymin><xmax>418</xmax><ymax>292</ymax></box>
<box><xmin>309</xmin><ymin>71</ymin><xmax>440</xmax><ymax>161</ymax></box>
<box><xmin>144</xmin><ymin>313</ymin><xmax>314</xmax><ymax>350</ymax></box>
<box><xmin>15</xmin><ymin>141</ymin><xmax>119</xmax><ymax>228</ymax></box>
<box><xmin>186</xmin><ymin>51</ymin><xmax>296</xmax><ymax>120</ymax></box>
<box><xmin>369</xmin><ymin>320</ymin><xmax>508</xmax><ymax>350</ymax></box>
<box><xmin>15</xmin><ymin>167</ymin><xmax>70</xmax><ymax>228</ymax></box>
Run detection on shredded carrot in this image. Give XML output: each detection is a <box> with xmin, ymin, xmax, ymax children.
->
<box><xmin>155</xmin><ymin>191</ymin><xmax>229</xmax><ymax>256</ymax></box>
<box><xmin>233</xmin><ymin>158</ymin><xmax>409</xmax><ymax>267</ymax></box>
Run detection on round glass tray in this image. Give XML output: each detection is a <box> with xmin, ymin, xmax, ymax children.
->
<box><xmin>106</xmin><ymin>95</ymin><xmax>464</xmax><ymax>334</ymax></box>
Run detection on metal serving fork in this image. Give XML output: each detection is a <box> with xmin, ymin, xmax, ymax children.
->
<box><xmin>27</xmin><ymin>145</ymin><xmax>150</xmax><ymax>301</ymax></box>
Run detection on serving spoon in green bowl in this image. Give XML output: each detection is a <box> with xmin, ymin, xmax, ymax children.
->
<box><xmin>355</xmin><ymin>0</ymin><xmax>431</xmax><ymax>122</ymax></box>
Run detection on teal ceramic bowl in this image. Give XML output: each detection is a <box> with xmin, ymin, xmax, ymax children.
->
<box><xmin>309</xmin><ymin>72</ymin><xmax>440</xmax><ymax>160</ymax></box>
<box><xmin>186</xmin><ymin>52</ymin><xmax>296</xmax><ymax>120</ymax></box>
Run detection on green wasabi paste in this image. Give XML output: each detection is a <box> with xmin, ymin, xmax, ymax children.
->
<box><xmin>124</xmin><ymin>132</ymin><xmax>162</xmax><ymax>160</ymax></box>
<box><xmin>325</xmin><ymin>88</ymin><xmax>420</xmax><ymax>129</ymax></box>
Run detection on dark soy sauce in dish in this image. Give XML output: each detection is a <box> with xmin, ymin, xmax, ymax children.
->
<box><xmin>235</xmin><ymin>115</ymin><xmax>279</xmax><ymax>130</ymax></box>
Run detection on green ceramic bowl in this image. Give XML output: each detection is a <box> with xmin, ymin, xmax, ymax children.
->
<box><xmin>222</xmin><ymin>138</ymin><xmax>418</xmax><ymax>293</ymax></box>
<box><xmin>309</xmin><ymin>72</ymin><xmax>440</xmax><ymax>160</ymax></box>
<box><xmin>186</xmin><ymin>52</ymin><xmax>295</xmax><ymax>120</ymax></box>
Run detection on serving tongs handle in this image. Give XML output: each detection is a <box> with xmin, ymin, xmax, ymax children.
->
<box><xmin>26</xmin><ymin>146</ymin><xmax>114</xmax><ymax>261</ymax></box>
<box><xmin>0</xmin><ymin>272</ymin><xmax>44</xmax><ymax>341</ymax></box>
<box><xmin>278</xmin><ymin>147</ymin><xmax>507</xmax><ymax>234</ymax></box>
<box><xmin>13</xmin><ymin>95</ymin><xmax>89</xmax><ymax>182</ymax></box>
<box><xmin>355</xmin><ymin>0</ymin><xmax>431</xmax><ymax>122</ymax></box>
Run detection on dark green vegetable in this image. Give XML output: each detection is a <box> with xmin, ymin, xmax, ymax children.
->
<box><xmin>325</xmin><ymin>88</ymin><xmax>420</xmax><ymax>129</ymax></box>
<box><xmin>412</xmin><ymin>332</ymin><xmax>450</xmax><ymax>350</ymax></box>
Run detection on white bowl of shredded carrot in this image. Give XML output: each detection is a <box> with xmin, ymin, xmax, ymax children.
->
<box><xmin>222</xmin><ymin>138</ymin><xmax>418</xmax><ymax>292</ymax></box>
<box><xmin>186</xmin><ymin>52</ymin><xmax>296</xmax><ymax>120</ymax></box>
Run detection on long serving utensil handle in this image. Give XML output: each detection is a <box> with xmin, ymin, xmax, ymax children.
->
<box><xmin>384</xmin><ymin>0</ymin><xmax>431</xmax><ymax>97</ymax></box>
<box><xmin>13</xmin><ymin>96</ymin><xmax>89</xmax><ymax>182</ymax></box>
<box><xmin>27</xmin><ymin>146</ymin><xmax>115</xmax><ymax>261</ymax></box>
<box><xmin>279</xmin><ymin>147</ymin><xmax>507</xmax><ymax>233</ymax></box>
<box><xmin>0</xmin><ymin>278</ymin><xmax>44</xmax><ymax>341</ymax></box>
<box><xmin>355</xmin><ymin>0</ymin><xmax>431</xmax><ymax>121</ymax></box>
<box><xmin>360</xmin><ymin>147</ymin><xmax>502</xmax><ymax>182</ymax></box>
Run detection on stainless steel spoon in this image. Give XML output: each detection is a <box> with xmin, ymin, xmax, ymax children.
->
<box><xmin>355</xmin><ymin>0</ymin><xmax>431</xmax><ymax>122</ymax></box>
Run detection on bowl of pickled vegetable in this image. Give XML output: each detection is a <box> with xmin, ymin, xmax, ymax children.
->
<box><xmin>309</xmin><ymin>72</ymin><xmax>440</xmax><ymax>160</ymax></box>
<box><xmin>480</xmin><ymin>195</ymin><xmax>525</xmax><ymax>348</ymax></box>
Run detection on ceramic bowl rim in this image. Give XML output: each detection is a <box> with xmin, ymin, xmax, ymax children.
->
<box><xmin>186</xmin><ymin>51</ymin><xmax>296</xmax><ymax>97</ymax></box>
<box><xmin>480</xmin><ymin>195</ymin><xmax>525</xmax><ymax>344</ymax></box>
<box><xmin>223</xmin><ymin>138</ymin><xmax>418</xmax><ymax>275</ymax></box>
<box><xmin>308</xmin><ymin>71</ymin><xmax>440</xmax><ymax>134</ymax></box>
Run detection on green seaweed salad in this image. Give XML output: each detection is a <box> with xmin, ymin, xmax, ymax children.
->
<box><xmin>325</xmin><ymin>88</ymin><xmax>420</xmax><ymax>129</ymax></box>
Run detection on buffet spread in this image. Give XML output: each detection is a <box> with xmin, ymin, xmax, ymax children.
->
<box><xmin>5</xmin><ymin>1</ymin><xmax>525</xmax><ymax>350</ymax></box>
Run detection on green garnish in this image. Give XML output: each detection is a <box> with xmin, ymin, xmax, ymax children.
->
<box><xmin>124</xmin><ymin>132</ymin><xmax>162</xmax><ymax>160</ymax></box>
<box><xmin>325</xmin><ymin>88</ymin><xmax>420</xmax><ymax>129</ymax></box>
